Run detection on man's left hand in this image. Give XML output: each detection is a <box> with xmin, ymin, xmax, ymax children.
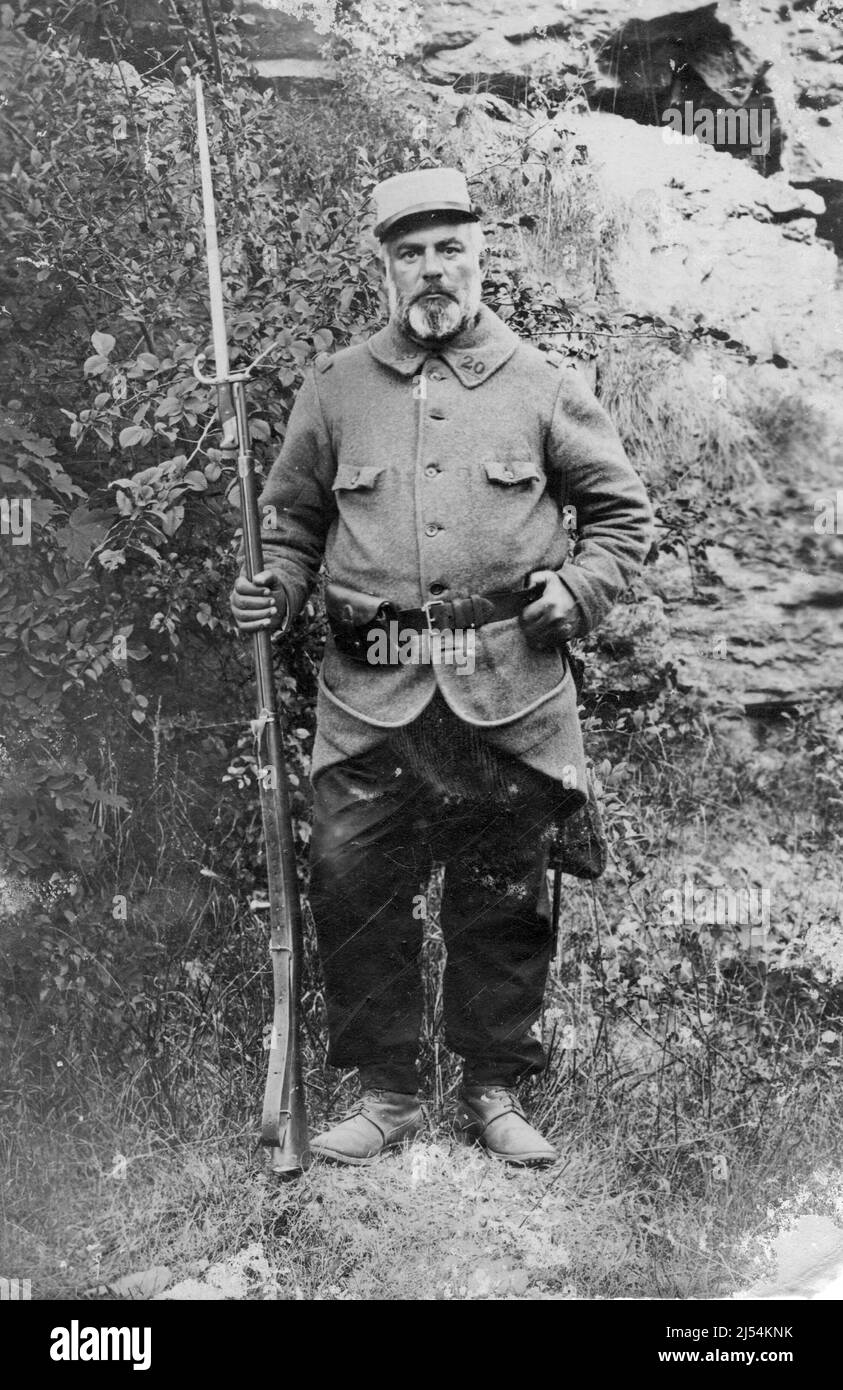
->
<box><xmin>521</xmin><ymin>570</ymin><xmax>579</xmax><ymax>648</ymax></box>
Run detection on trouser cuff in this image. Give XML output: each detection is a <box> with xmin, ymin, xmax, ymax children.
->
<box><xmin>358</xmin><ymin>1062</ymin><xmax>419</xmax><ymax>1094</ymax></box>
<box><xmin>462</xmin><ymin>1062</ymin><xmax>526</xmax><ymax>1088</ymax></box>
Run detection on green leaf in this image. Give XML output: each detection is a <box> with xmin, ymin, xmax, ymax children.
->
<box><xmin>91</xmin><ymin>331</ymin><xmax>116</xmax><ymax>357</ymax></box>
<box><xmin>83</xmin><ymin>354</ymin><xmax>109</xmax><ymax>377</ymax></box>
<box><xmin>29</xmin><ymin>499</ymin><xmax>59</xmax><ymax>527</ymax></box>
<box><xmin>118</xmin><ymin>425</ymin><xmax>145</xmax><ymax>449</ymax></box>
<box><xmin>160</xmin><ymin>505</ymin><xmax>184</xmax><ymax>537</ymax></box>
<box><xmin>98</xmin><ymin>549</ymin><xmax>127</xmax><ymax>569</ymax></box>
<box><xmin>55</xmin><ymin>508</ymin><xmax>109</xmax><ymax>562</ymax></box>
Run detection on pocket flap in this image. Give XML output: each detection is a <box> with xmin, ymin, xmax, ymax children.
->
<box><xmin>483</xmin><ymin>459</ymin><xmax>541</xmax><ymax>485</ymax></box>
<box><xmin>332</xmin><ymin>464</ymin><xmax>386</xmax><ymax>492</ymax></box>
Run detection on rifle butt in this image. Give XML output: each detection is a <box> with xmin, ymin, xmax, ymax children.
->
<box><xmin>261</xmin><ymin>956</ymin><xmax>311</xmax><ymax>1176</ymax></box>
<box><xmin>265</xmin><ymin>1082</ymin><xmax>311</xmax><ymax>1178</ymax></box>
<box><xmin>265</xmin><ymin>1114</ymin><xmax>311</xmax><ymax>1179</ymax></box>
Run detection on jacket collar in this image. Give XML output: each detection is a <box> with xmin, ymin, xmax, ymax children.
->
<box><xmin>367</xmin><ymin>303</ymin><xmax>519</xmax><ymax>388</ymax></box>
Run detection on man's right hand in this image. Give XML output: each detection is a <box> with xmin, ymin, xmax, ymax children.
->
<box><xmin>229</xmin><ymin>570</ymin><xmax>288</xmax><ymax>635</ymax></box>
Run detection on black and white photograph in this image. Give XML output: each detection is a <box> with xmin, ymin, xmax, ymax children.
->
<box><xmin>2</xmin><ymin>0</ymin><xmax>842</xmax><ymax>1325</ymax></box>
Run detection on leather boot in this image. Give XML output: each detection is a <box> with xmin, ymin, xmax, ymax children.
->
<box><xmin>310</xmin><ymin>1089</ymin><xmax>425</xmax><ymax>1166</ymax></box>
<box><xmin>455</xmin><ymin>1085</ymin><xmax>556</xmax><ymax>1166</ymax></box>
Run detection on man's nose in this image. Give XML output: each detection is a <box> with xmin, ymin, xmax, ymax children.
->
<box><xmin>421</xmin><ymin>249</ymin><xmax>444</xmax><ymax>278</ymax></box>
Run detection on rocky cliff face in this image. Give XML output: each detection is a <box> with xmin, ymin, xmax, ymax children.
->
<box><xmin>418</xmin><ymin>1</ymin><xmax>843</xmax><ymax>233</ymax></box>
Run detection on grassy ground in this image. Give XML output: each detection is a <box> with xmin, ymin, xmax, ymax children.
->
<box><xmin>3</xmin><ymin>1079</ymin><xmax>839</xmax><ymax>1302</ymax></box>
<box><xmin>3</xmin><ymin>718</ymin><xmax>841</xmax><ymax>1301</ymax></box>
<box><xmin>3</xmin><ymin>1045</ymin><xmax>839</xmax><ymax>1302</ymax></box>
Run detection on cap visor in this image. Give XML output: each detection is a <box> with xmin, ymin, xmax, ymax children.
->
<box><xmin>376</xmin><ymin>204</ymin><xmax>479</xmax><ymax>241</ymax></box>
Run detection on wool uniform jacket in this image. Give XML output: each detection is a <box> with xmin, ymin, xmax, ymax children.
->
<box><xmin>254</xmin><ymin>304</ymin><xmax>654</xmax><ymax>787</ymax></box>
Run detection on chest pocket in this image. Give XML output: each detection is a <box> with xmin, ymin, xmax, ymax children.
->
<box><xmin>483</xmin><ymin>460</ymin><xmax>542</xmax><ymax>487</ymax></box>
<box><xmin>332</xmin><ymin>464</ymin><xmax>386</xmax><ymax>493</ymax></box>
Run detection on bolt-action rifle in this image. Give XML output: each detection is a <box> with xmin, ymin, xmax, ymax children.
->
<box><xmin>192</xmin><ymin>75</ymin><xmax>309</xmax><ymax>1176</ymax></box>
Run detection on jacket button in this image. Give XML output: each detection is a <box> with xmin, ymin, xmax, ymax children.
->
<box><xmin>430</xmin><ymin>370</ymin><xmax>445</xmax><ymax>381</ymax></box>
<box><xmin>429</xmin><ymin>582</ymin><xmax>446</xmax><ymax>595</ymax></box>
<box><xmin>424</xmin><ymin>465</ymin><xmax>440</xmax><ymax>479</ymax></box>
<box><xmin>424</xmin><ymin>523</ymin><xmax>440</xmax><ymax>538</ymax></box>
<box><xmin>429</xmin><ymin>406</ymin><xmax>445</xmax><ymax>420</ymax></box>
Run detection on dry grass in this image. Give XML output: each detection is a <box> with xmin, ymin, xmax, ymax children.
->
<box><xmin>3</xmin><ymin>1008</ymin><xmax>838</xmax><ymax>1301</ymax></box>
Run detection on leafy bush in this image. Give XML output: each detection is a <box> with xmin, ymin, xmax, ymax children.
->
<box><xmin>0</xmin><ymin>1</ymin><xmax>424</xmax><ymax>1068</ymax></box>
<box><xmin>0</xmin><ymin>2</ymin><xmax>412</xmax><ymax>884</ymax></box>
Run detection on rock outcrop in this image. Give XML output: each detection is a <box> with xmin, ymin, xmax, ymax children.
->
<box><xmin>416</xmin><ymin>0</ymin><xmax>843</xmax><ymax>248</ymax></box>
<box><xmin>548</xmin><ymin>109</ymin><xmax>838</xmax><ymax>364</ymax></box>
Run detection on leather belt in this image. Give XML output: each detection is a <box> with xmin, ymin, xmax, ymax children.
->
<box><xmin>395</xmin><ymin>584</ymin><xmax>543</xmax><ymax>634</ymax></box>
<box><xmin>329</xmin><ymin>583</ymin><xmax>544</xmax><ymax>661</ymax></box>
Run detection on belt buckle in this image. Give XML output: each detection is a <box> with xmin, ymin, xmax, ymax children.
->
<box><xmin>421</xmin><ymin>598</ymin><xmax>448</xmax><ymax>634</ymax></box>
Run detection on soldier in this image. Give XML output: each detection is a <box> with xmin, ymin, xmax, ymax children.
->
<box><xmin>231</xmin><ymin>168</ymin><xmax>653</xmax><ymax>1166</ymax></box>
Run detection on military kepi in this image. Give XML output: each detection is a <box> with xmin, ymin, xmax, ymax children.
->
<box><xmin>373</xmin><ymin>168</ymin><xmax>478</xmax><ymax>242</ymax></box>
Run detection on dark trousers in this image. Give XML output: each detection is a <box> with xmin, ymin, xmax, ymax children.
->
<box><xmin>308</xmin><ymin>696</ymin><xmax>576</xmax><ymax>1092</ymax></box>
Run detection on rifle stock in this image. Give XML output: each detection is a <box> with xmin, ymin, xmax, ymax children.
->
<box><xmin>230</xmin><ymin>383</ymin><xmax>309</xmax><ymax>1175</ymax></box>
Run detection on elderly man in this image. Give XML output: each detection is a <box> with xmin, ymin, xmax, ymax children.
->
<box><xmin>231</xmin><ymin>169</ymin><xmax>653</xmax><ymax>1166</ymax></box>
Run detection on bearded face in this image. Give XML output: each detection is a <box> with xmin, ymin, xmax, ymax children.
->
<box><xmin>382</xmin><ymin>220</ymin><xmax>484</xmax><ymax>345</ymax></box>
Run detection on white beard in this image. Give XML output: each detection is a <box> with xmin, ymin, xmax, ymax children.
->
<box><xmin>385</xmin><ymin>273</ymin><xmax>482</xmax><ymax>345</ymax></box>
<box><xmin>407</xmin><ymin>295</ymin><xmax>464</xmax><ymax>341</ymax></box>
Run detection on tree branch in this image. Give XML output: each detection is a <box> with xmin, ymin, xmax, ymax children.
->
<box><xmin>199</xmin><ymin>0</ymin><xmax>224</xmax><ymax>87</ymax></box>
